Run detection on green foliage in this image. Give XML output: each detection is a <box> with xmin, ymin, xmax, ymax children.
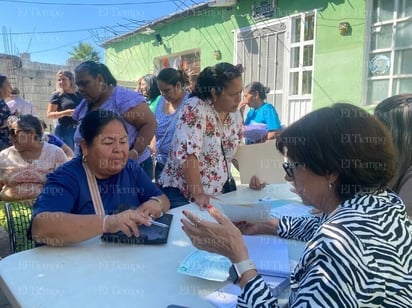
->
<box><xmin>68</xmin><ymin>42</ymin><xmax>100</xmax><ymax>62</ymax></box>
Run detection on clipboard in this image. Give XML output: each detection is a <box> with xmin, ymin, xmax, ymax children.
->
<box><xmin>234</xmin><ymin>140</ymin><xmax>286</xmax><ymax>184</ymax></box>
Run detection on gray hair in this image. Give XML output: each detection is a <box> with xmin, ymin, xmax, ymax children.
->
<box><xmin>8</xmin><ymin>115</ymin><xmax>43</xmax><ymax>140</ymax></box>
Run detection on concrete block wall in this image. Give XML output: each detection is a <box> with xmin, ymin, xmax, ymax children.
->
<box><xmin>0</xmin><ymin>53</ymin><xmax>80</xmax><ymax>132</ymax></box>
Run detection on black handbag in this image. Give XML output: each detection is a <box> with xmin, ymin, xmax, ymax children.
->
<box><xmin>222</xmin><ymin>175</ymin><xmax>237</xmax><ymax>193</ymax></box>
<box><xmin>220</xmin><ymin>140</ymin><xmax>237</xmax><ymax>193</ymax></box>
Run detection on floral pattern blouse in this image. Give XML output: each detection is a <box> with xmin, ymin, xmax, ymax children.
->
<box><xmin>158</xmin><ymin>97</ymin><xmax>243</xmax><ymax>198</ymax></box>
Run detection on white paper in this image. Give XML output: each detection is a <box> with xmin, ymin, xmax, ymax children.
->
<box><xmin>212</xmin><ymin>200</ymin><xmax>272</xmax><ymax>222</ymax></box>
<box><xmin>205</xmin><ymin>275</ymin><xmax>290</xmax><ymax>308</ymax></box>
<box><xmin>267</xmin><ymin>200</ymin><xmax>314</xmax><ymax>218</ymax></box>
<box><xmin>204</xmin><ymin>284</ymin><xmax>240</xmax><ymax>308</ymax></box>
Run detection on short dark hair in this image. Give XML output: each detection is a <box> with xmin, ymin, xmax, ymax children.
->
<box><xmin>79</xmin><ymin>109</ymin><xmax>127</xmax><ymax>146</ymax></box>
<box><xmin>11</xmin><ymin>87</ymin><xmax>20</xmax><ymax>95</ymax></box>
<box><xmin>374</xmin><ymin>94</ymin><xmax>412</xmax><ymax>192</ymax></box>
<box><xmin>8</xmin><ymin>114</ymin><xmax>43</xmax><ymax>140</ymax></box>
<box><xmin>74</xmin><ymin>61</ymin><xmax>117</xmax><ymax>87</ymax></box>
<box><xmin>276</xmin><ymin>103</ymin><xmax>396</xmax><ymax>200</ymax></box>
<box><xmin>190</xmin><ymin>62</ymin><xmax>243</xmax><ymax>100</ymax></box>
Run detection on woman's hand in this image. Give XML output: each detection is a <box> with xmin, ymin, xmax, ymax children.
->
<box><xmin>64</xmin><ymin>109</ymin><xmax>75</xmax><ymax>117</ymax></box>
<box><xmin>137</xmin><ymin>198</ymin><xmax>165</xmax><ymax>219</ymax></box>
<box><xmin>234</xmin><ymin>221</ymin><xmax>262</xmax><ymax>235</ymax></box>
<box><xmin>238</xmin><ymin>100</ymin><xmax>248</xmax><ymax>110</ymax></box>
<box><xmin>249</xmin><ymin>175</ymin><xmax>267</xmax><ymax>190</ymax></box>
<box><xmin>191</xmin><ymin>192</ymin><xmax>213</xmax><ymax>209</ymax></box>
<box><xmin>104</xmin><ymin>209</ymin><xmax>151</xmax><ymax>237</ymax></box>
<box><xmin>181</xmin><ymin>205</ymin><xmax>249</xmax><ymax>263</ymax></box>
<box><xmin>235</xmin><ymin>219</ymin><xmax>279</xmax><ymax>236</ymax></box>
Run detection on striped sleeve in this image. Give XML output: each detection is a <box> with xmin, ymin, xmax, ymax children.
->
<box><xmin>277</xmin><ymin>215</ymin><xmax>323</xmax><ymax>241</ymax></box>
<box><xmin>238</xmin><ymin>275</ymin><xmax>279</xmax><ymax>308</ymax></box>
<box><xmin>290</xmin><ymin>218</ymin><xmax>412</xmax><ymax>307</ymax></box>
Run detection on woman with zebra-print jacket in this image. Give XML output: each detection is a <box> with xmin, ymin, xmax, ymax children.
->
<box><xmin>181</xmin><ymin>103</ymin><xmax>412</xmax><ymax>307</ymax></box>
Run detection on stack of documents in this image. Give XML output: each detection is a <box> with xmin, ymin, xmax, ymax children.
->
<box><xmin>211</xmin><ymin>200</ymin><xmax>273</xmax><ymax>222</ymax></box>
<box><xmin>178</xmin><ymin>234</ymin><xmax>292</xmax><ymax>307</ymax></box>
<box><xmin>243</xmin><ymin>235</ymin><xmax>290</xmax><ymax>278</ymax></box>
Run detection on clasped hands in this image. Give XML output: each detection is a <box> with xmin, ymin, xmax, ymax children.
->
<box><xmin>103</xmin><ymin>199</ymin><xmax>163</xmax><ymax>237</ymax></box>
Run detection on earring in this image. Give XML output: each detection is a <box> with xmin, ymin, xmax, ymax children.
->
<box><xmin>82</xmin><ymin>155</ymin><xmax>87</xmax><ymax>163</ymax></box>
<box><xmin>99</xmin><ymin>82</ymin><xmax>107</xmax><ymax>92</ymax></box>
<box><xmin>328</xmin><ymin>182</ymin><xmax>333</xmax><ymax>189</ymax></box>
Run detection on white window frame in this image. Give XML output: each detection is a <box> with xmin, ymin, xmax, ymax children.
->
<box><xmin>363</xmin><ymin>0</ymin><xmax>412</xmax><ymax>105</ymax></box>
<box><xmin>284</xmin><ymin>11</ymin><xmax>317</xmax><ymax>124</ymax></box>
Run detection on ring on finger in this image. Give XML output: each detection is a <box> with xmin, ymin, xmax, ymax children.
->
<box><xmin>195</xmin><ymin>218</ymin><xmax>202</xmax><ymax>228</ymax></box>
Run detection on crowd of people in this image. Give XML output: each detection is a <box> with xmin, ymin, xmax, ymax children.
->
<box><xmin>0</xmin><ymin>60</ymin><xmax>411</xmax><ymax>306</ymax></box>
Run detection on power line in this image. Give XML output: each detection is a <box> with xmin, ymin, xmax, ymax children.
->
<box><xmin>0</xmin><ymin>0</ymin><xmax>173</xmax><ymax>6</ymax></box>
<box><xmin>0</xmin><ymin>21</ymin><xmax>146</xmax><ymax>36</ymax></box>
<box><xmin>29</xmin><ymin>36</ymin><xmax>94</xmax><ymax>54</ymax></box>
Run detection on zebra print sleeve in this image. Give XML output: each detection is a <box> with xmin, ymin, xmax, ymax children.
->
<box><xmin>238</xmin><ymin>275</ymin><xmax>279</xmax><ymax>308</ymax></box>
<box><xmin>277</xmin><ymin>215</ymin><xmax>322</xmax><ymax>241</ymax></box>
<box><xmin>290</xmin><ymin>217</ymin><xmax>412</xmax><ymax>307</ymax></box>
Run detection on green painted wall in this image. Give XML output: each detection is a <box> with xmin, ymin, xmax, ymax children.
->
<box><xmin>105</xmin><ymin>0</ymin><xmax>366</xmax><ymax>109</ymax></box>
<box><xmin>104</xmin><ymin>5</ymin><xmax>252</xmax><ymax>82</ymax></box>
<box><xmin>311</xmin><ymin>0</ymin><xmax>366</xmax><ymax>110</ymax></box>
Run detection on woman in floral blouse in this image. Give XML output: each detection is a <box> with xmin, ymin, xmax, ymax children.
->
<box><xmin>158</xmin><ymin>63</ymin><xmax>244</xmax><ymax>208</ymax></box>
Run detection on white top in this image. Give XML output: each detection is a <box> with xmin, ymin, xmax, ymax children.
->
<box><xmin>6</xmin><ymin>96</ymin><xmax>35</xmax><ymax>115</ymax></box>
<box><xmin>0</xmin><ymin>142</ymin><xmax>68</xmax><ymax>201</ymax></box>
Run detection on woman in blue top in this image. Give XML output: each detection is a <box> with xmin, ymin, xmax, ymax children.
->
<box><xmin>31</xmin><ymin>110</ymin><xmax>169</xmax><ymax>246</ymax></box>
<box><xmin>152</xmin><ymin>68</ymin><xmax>190</xmax><ymax>182</ymax></box>
<box><xmin>241</xmin><ymin>82</ymin><xmax>281</xmax><ymax>144</ymax></box>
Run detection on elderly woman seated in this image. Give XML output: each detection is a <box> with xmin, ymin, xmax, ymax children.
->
<box><xmin>0</xmin><ymin>115</ymin><xmax>68</xmax><ymax>201</ymax></box>
<box><xmin>182</xmin><ymin>103</ymin><xmax>412</xmax><ymax>307</ymax></box>
<box><xmin>30</xmin><ymin>109</ymin><xmax>170</xmax><ymax>246</ymax></box>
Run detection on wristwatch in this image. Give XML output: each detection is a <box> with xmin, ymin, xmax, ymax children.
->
<box><xmin>228</xmin><ymin>259</ymin><xmax>256</xmax><ymax>284</ymax></box>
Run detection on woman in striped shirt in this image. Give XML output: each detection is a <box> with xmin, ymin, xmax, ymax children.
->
<box><xmin>182</xmin><ymin>103</ymin><xmax>412</xmax><ymax>307</ymax></box>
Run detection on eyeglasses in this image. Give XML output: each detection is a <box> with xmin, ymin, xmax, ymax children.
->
<box><xmin>282</xmin><ymin>161</ymin><xmax>302</xmax><ymax>177</ymax></box>
<box><xmin>9</xmin><ymin>128</ymin><xmax>29</xmax><ymax>137</ymax></box>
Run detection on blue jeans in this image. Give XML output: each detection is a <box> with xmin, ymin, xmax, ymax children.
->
<box><xmin>55</xmin><ymin>124</ymin><xmax>76</xmax><ymax>150</ymax></box>
<box><xmin>160</xmin><ymin>187</ymin><xmax>189</xmax><ymax>209</ymax></box>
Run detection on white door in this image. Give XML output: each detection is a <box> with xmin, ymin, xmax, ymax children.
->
<box><xmin>234</xmin><ymin>12</ymin><xmax>316</xmax><ymax>125</ymax></box>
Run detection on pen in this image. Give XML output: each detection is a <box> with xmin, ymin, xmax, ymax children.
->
<box><xmin>149</xmin><ymin>219</ymin><xmax>169</xmax><ymax>228</ymax></box>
